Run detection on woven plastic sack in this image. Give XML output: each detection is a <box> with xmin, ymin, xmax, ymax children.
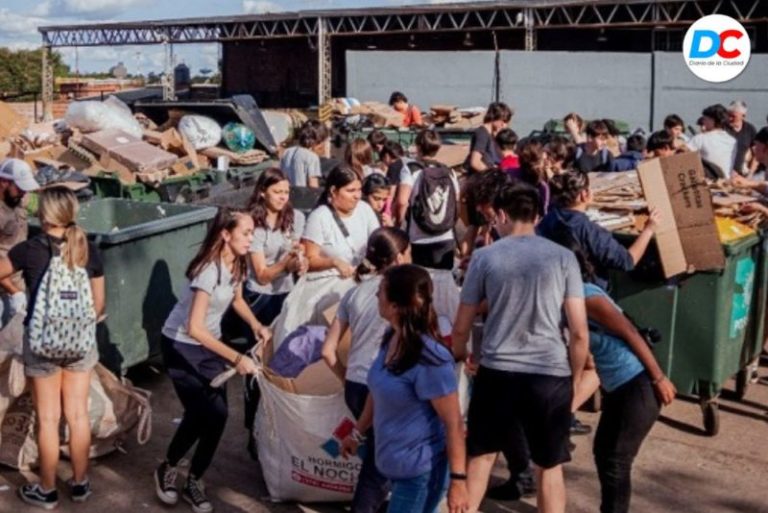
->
<box><xmin>64</xmin><ymin>98</ymin><xmax>143</xmax><ymax>139</ymax></box>
<box><xmin>253</xmin><ymin>370</ymin><xmax>361</xmax><ymax>502</ymax></box>
<box><xmin>178</xmin><ymin>115</ymin><xmax>222</xmax><ymax>150</ymax></box>
<box><xmin>270</xmin><ymin>274</ymin><xmax>355</xmax><ymax>349</ymax></box>
<box><xmin>222</xmin><ymin>122</ymin><xmax>256</xmax><ymax>153</ymax></box>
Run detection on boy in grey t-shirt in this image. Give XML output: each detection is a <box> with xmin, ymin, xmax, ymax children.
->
<box><xmin>452</xmin><ymin>182</ymin><xmax>589</xmax><ymax>513</ymax></box>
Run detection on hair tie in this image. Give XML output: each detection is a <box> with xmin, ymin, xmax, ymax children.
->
<box><xmin>362</xmin><ymin>258</ymin><xmax>375</xmax><ymax>271</ymax></box>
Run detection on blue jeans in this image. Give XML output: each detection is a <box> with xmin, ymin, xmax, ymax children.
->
<box><xmin>345</xmin><ymin>381</ymin><xmax>390</xmax><ymax>513</ymax></box>
<box><xmin>387</xmin><ymin>455</ymin><xmax>449</xmax><ymax>513</ymax></box>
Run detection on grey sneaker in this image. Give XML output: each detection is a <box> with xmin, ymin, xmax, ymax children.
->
<box><xmin>67</xmin><ymin>478</ymin><xmax>92</xmax><ymax>503</ymax></box>
<box><xmin>18</xmin><ymin>483</ymin><xmax>59</xmax><ymax>510</ymax></box>
<box><xmin>155</xmin><ymin>461</ymin><xmax>179</xmax><ymax>505</ymax></box>
<box><xmin>182</xmin><ymin>476</ymin><xmax>213</xmax><ymax>513</ymax></box>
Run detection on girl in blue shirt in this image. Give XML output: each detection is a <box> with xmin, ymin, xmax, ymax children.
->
<box><xmin>341</xmin><ymin>264</ymin><xmax>468</xmax><ymax>513</ymax></box>
<box><xmin>552</xmin><ymin>233</ymin><xmax>676</xmax><ymax>513</ymax></box>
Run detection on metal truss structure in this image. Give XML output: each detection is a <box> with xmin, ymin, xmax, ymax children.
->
<box><xmin>37</xmin><ymin>0</ymin><xmax>767</xmax><ymax>115</ymax></box>
<box><xmin>39</xmin><ymin>1</ymin><xmax>766</xmax><ymax>48</ymax></box>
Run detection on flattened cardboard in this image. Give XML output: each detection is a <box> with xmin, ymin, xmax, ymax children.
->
<box><xmin>81</xmin><ymin>129</ymin><xmax>141</xmax><ymax>156</ymax></box>
<box><xmin>637</xmin><ymin>152</ymin><xmax>725</xmax><ymax>277</ymax></box>
<box><xmin>435</xmin><ymin>143</ymin><xmax>470</xmax><ymax>169</ymax></box>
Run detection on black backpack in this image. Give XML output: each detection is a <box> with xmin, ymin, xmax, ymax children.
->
<box><xmin>410</xmin><ymin>161</ymin><xmax>457</xmax><ymax>235</ymax></box>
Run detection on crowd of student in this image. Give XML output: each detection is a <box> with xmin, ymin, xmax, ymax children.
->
<box><xmin>2</xmin><ymin>92</ymin><xmax>767</xmax><ymax>513</ymax></box>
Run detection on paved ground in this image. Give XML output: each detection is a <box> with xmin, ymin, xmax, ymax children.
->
<box><xmin>1</xmin><ymin>358</ymin><xmax>766</xmax><ymax>513</ymax></box>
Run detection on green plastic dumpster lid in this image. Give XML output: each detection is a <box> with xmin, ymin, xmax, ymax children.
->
<box><xmin>77</xmin><ymin>199</ymin><xmax>218</xmax><ymax>246</ymax></box>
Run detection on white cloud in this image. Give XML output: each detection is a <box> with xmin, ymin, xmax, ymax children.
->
<box><xmin>242</xmin><ymin>1</ymin><xmax>281</xmax><ymax>14</ymax></box>
<box><xmin>38</xmin><ymin>0</ymin><xmax>152</xmax><ymax>19</ymax></box>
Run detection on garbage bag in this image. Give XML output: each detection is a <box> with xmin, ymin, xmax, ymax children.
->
<box><xmin>64</xmin><ymin>99</ymin><xmax>143</xmax><ymax>139</ymax></box>
<box><xmin>222</xmin><ymin>122</ymin><xmax>256</xmax><ymax>153</ymax></box>
<box><xmin>178</xmin><ymin>115</ymin><xmax>222</xmax><ymax>150</ymax></box>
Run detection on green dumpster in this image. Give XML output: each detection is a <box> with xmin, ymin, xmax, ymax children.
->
<box><xmin>610</xmin><ymin>232</ymin><xmax>767</xmax><ymax>435</ymax></box>
<box><xmin>76</xmin><ymin>199</ymin><xmax>218</xmax><ymax>373</ymax></box>
<box><xmin>196</xmin><ymin>185</ymin><xmax>321</xmax><ymax>216</ymax></box>
<box><xmin>89</xmin><ymin>160</ymin><xmax>276</xmax><ymax>204</ymax></box>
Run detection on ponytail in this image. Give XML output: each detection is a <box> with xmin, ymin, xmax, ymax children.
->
<box><xmin>37</xmin><ymin>187</ymin><xmax>89</xmax><ymax>269</ymax></box>
<box><xmin>354</xmin><ymin>227</ymin><xmax>409</xmax><ymax>282</ymax></box>
<box><xmin>62</xmin><ymin>223</ymin><xmax>89</xmax><ymax>269</ymax></box>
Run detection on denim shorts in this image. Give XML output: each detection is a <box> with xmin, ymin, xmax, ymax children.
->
<box><xmin>23</xmin><ymin>330</ymin><xmax>99</xmax><ymax>378</ymax></box>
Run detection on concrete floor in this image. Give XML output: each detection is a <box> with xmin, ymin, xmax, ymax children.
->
<box><xmin>1</xmin><ymin>360</ymin><xmax>766</xmax><ymax>513</ymax></box>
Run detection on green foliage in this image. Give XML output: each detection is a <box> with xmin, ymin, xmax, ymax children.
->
<box><xmin>0</xmin><ymin>47</ymin><xmax>70</xmax><ymax>97</ymax></box>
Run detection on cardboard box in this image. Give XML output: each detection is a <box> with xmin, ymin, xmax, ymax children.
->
<box><xmin>637</xmin><ymin>152</ymin><xmax>725</xmax><ymax>278</ymax></box>
<box><xmin>259</xmin><ymin>336</ymin><xmax>342</xmax><ymax>396</ymax></box>
<box><xmin>81</xmin><ymin>129</ymin><xmax>141</xmax><ymax>157</ymax></box>
<box><xmin>435</xmin><ymin>143</ymin><xmax>470</xmax><ymax>169</ymax></box>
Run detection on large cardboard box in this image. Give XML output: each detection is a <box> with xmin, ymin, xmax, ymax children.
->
<box><xmin>637</xmin><ymin>152</ymin><xmax>725</xmax><ymax>278</ymax></box>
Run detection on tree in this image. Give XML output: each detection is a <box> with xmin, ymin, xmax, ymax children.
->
<box><xmin>0</xmin><ymin>47</ymin><xmax>70</xmax><ymax>97</ymax></box>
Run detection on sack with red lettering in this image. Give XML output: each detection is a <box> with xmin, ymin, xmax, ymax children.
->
<box><xmin>253</xmin><ymin>338</ymin><xmax>362</xmax><ymax>502</ymax></box>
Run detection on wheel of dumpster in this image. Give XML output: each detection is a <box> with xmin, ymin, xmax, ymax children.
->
<box><xmin>735</xmin><ymin>368</ymin><xmax>749</xmax><ymax>401</ymax></box>
<box><xmin>702</xmin><ymin>401</ymin><xmax>720</xmax><ymax>437</ymax></box>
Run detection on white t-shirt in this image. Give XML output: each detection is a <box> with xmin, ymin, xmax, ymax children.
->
<box><xmin>687</xmin><ymin>130</ymin><xmax>737</xmax><ymax>178</ymax></box>
<box><xmin>404</xmin><ymin>168</ymin><xmax>460</xmax><ymax>245</ymax></box>
<box><xmin>246</xmin><ymin>210</ymin><xmax>306</xmax><ymax>296</ymax></box>
<box><xmin>163</xmin><ymin>262</ymin><xmax>237</xmax><ymax>345</ymax></box>
<box><xmin>281</xmin><ymin>146</ymin><xmax>322</xmax><ymax>186</ymax></box>
<box><xmin>302</xmin><ymin>202</ymin><xmax>380</xmax><ymax>270</ymax></box>
<box><xmin>336</xmin><ymin>276</ymin><xmax>389</xmax><ymax>384</ymax></box>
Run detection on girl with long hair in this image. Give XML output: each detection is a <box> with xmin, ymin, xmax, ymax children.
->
<box><xmin>0</xmin><ymin>186</ymin><xmax>105</xmax><ymax>508</ymax></box>
<box><xmin>341</xmin><ymin>265</ymin><xmax>468</xmax><ymax>513</ymax></box>
<box><xmin>246</xmin><ymin>167</ymin><xmax>307</xmax><ymax>325</ymax></box>
<box><xmin>155</xmin><ymin>208</ymin><xmax>271</xmax><ymax>513</ymax></box>
<box><xmin>548</xmin><ymin>231</ymin><xmax>676</xmax><ymax>513</ymax></box>
<box><xmin>345</xmin><ymin>138</ymin><xmax>376</xmax><ymax>181</ymax></box>
<box><xmin>362</xmin><ymin>173</ymin><xmax>393</xmax><ymax>227</ymax></box>
<box><xmin>322</xmin><ymin>228</ymin><xmax>410</xmax><ymax>513</ymax></box>
<box><xmin>302</xmin><ymin>167</ymin><xmax>380</xmax><ymax>279</ymax></box>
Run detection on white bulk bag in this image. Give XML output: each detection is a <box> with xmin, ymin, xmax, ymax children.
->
<box><xmin>178</xmin><ymin>115</ymin><xmax>222</xmax><ymax>150</ymax></box>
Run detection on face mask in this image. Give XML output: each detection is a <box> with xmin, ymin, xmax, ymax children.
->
<box><xmin>4</xmin><ymin>193</ymin><xmax>22</xmax><ymax>209</ymax></box>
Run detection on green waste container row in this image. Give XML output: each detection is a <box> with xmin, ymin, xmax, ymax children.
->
<box><xmin>610</xmin><ymin>232</ymin><xmax>767</xmax><ymax>436</ymax></box>
<box><xmin>76</xmin><ymin>199</ymin><xmax>218</xmax><ymax>373</ymax></box>
<box><xmin>88</xmin><ymin>160</ymin><xmax>276</xmax><ymax>203</ymax></box>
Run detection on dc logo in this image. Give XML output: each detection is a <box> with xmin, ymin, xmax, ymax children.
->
<box><xmin>683</xmin><ymin>14</ymin><xmax>751</xmax><ymax>83</ymax></box>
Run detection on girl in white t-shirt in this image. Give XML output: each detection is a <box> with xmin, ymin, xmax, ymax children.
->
<box><xmin>156</xmin><ymin>208</ymin><xmax>271</xmax><ymax>513</ymax></box>
<box><xmin>321</xmin><ymin>227</ymin><xmax>411</xmax><ymax>513</ymax></box>
<box><xmin>302</xmin><ymin>167</ymin><xmax>380</xmax><ymax>279</ymax></box>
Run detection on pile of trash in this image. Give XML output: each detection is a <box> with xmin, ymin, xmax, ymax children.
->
<box><xmin>329</xmin><ymin>97</ymin><xmax>486</xmax><ymax>131</ymax></box>
<box><xmin>0</xmin><ymin>97</ymin><xmax>271</xmax><ymax>189</ymax></box>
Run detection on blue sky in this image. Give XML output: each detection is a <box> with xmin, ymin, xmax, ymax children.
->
<box><xmin>0</xmin><ymin>0</ymin><xmax>461</xmax><ymax>74</ymax></box>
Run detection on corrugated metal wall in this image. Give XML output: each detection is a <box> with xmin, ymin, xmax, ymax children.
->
<box><xmin>347</xmin><ymin>50</ymin><xmax>768</xmax><ymax>136</ymax></box>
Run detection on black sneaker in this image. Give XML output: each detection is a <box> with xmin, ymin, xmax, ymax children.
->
<box><xmin>570</xmin><ymin>416</ymin><xmax>592</xmax><ymax>436</ymax></box>
<box><xmin>155</xmin><ymin>461</ymin><xmax>179</xmax><ymax>505</ymax></box>
<box><xmin>18</xmin><ymin>483</ymin><xmax>59</xmax><ymax>510</ymax></box>
<box><xmin>183</xmin><ymin>476</ymin><xmax>213</xmax><ymax>513</ymax></box>
<box><xmin>67</xmin><ymin>478</ymin><xmax>92</xmax><ymax>503</ymax></box>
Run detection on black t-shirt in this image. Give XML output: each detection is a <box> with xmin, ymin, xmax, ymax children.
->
<box><xmin>386</xmin><ymin>158</ymin><xmax>406</xmax><ymax>186</ymax></box>
<box><xmin>726</xmin><ymin>122</ymin><xmax>757</xmax><ymax>173</ymax></box>
<box><xmin>9</xmin><ymin>234</ymin><xmax>104</xmax><ymax>324</ymax></box>
<box><xmin>574</xmin><ymin>144</ymin><xmax>614</xmax><ymax>173</ymax></box>
<box><xmin>465</xmin><ymin>126</ymin><xmax>500</xmax><ymax>172</ymax></box>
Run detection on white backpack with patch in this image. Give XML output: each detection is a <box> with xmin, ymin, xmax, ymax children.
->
<box><xmin>28</xmin><ymin>250</ymin><xmax>96</xmax><ymax>360</ymax></box>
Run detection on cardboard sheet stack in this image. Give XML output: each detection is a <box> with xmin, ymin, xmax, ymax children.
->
<box><xmin>588</xmin><ymin>152</ymin><xmax>765</xmax><ymax>278</ymax></box>
<box><xmin>427</xmin><ymin>105</ymin><xmax>485</xmax><ymax>130</ymax></box>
